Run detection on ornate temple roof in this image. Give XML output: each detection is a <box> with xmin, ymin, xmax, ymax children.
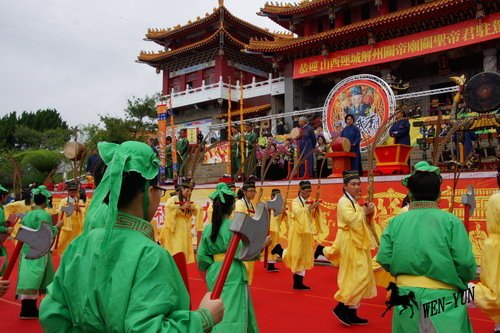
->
<box><xmin>217</xmin><ymin>104</ymin><xmax>272</xmax><ymax>119</ymax></box>
<box><xmin>247</xmin><ymin>0</ymin><xmax>475</xmax><ymax>54</ymax></box>
<box><xmin>259</xmin><ymin>0</ymin><xmax>343</xmax><ymax>17</ymax></box>
<box><xmin>138</xmin><ymin>26</ymin><xmax>247</xmax><ymax>64</ymax></box>
<box><xmin>145</xmin><ymin>3</ymin><xmax>277</xmax><ymax>46</ymax></box>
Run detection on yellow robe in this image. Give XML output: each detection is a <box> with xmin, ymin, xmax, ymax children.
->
<box><xmin>54</xmin><ymin>197</ymin><xmax>85</xmax><ymax>256</ymax></box>
<box><xmin>4</xmin><ymin>200</ymin><xmax>32</xmax><ymax>238</ymax></box>
<box><xmin>283</xmin><ymin>197</ymin><xmax>318</xmax><ymax>273</ymax></box>
<box><xmin>234</xmin><ymin>198</ymin><xmax>256</xmax><ymax>284</ymax></box>
<box><xmin>159</xmin><ymin>195</ymin><xmax>195</xmax><ymax>264</ymax></box>
<box><xmin>324</xmin><ymin>195</ymin><xmax>377</xmax><ymax>306</ymax></box>
<box><xmin>268</xmin><ymin>211</ymin><xmax>285</xmax><ymax>262</ymax></box>
<box><xmin>474</xmin><ymin>191</ymin><xmax>500</xmax><ymax>322</ymax></box>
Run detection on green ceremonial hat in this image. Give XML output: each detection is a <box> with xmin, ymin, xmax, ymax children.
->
<box><xmin>84</xmin><ymin>141</ymin><xmax>160</xmax><ymax>254</ymax></box>
<box><xmin>0</xmin><ymin>184</ymin><xmax>8</xmax><ymax>194</ymax></box>
<box><xmin>342</xmin><ymin>170</ymin><xmax>360</xmax><ymax>184</ymax></box>
<box><xmin>299</xmin><ymin>181</ymin><xmax>312</xmax><ymax>190</ymax></box>
<box><xmin>401</xmin><ymin>161</ymin><xmax>441</xmax><ymax>187</ymax></box>
<box><xmin>209</xmin><ymin>182</ymin><xmax>237</xmax><ymax>203</ymax></box>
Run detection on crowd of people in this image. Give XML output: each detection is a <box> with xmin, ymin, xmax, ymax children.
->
<box><xmin>0</xmin><ymin>137</ymin><xmax>498</xmax><ymax>332</ymax></box>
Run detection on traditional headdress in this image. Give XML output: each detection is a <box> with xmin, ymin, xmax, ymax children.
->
<box><xmin>343</xmin><ymin>170</ymin><xmax>360</xmax><ymax>184</ymax></box>
<box><xmin>242</xmin><ymin>181</ymin><xmax>256</xmax><ymax>191</ymax></box>
<box><xmin>271</xmin><ymin>188</ymin><xmax>281</xmax><ymax>196</ymax></box>
<box><xmin>84</xmin><ymin>141</ymin><xmax>159</xmax><ymax>254</ymax></box>
<box><xmin>209</xmin><ymin>182</ymin><xmax>237</xmax><ymax>203</ymax></box>
<box><xmin>401</xmin><ymin>161</ymin><xmax>441</xmax><ymax>187</ymax></box>
<box><xmin>66</xmin><ymin>182</ymin><xmax>78</xmax><ymax>191</ymax></box>
<box><xmin>31</xmin><ymin>185</ymin><xmax>52</xmax><ymax>206</ymax></box>
<box><xmin>299</xmin><ymin>181</ymin><xmax>312</xmax><ymax>190</ymax></box>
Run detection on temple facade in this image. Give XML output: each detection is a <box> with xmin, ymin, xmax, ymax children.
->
<box><xmin>138</xmin><ymin>0</ymin><xmax>499</xmax><ymax>182</ymax></box>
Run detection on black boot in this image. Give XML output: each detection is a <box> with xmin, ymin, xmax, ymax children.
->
<box><xmin>271</xmin><ymin>244</ymin><xmax>283</xmax><ymax>257</ymax></box>
<box><xmin>292</xmin><ymin>274</ymin><xmax>311</xmax><ymax>290</ymax></box>
<box><xmin>20</xmin><ymin>299</ymin><xmax>39</xmax><ymax>319</ymax></box>
<box><xmin>348</xmin><ymin>308</ymin><xmax>368</xmax><ymax>325</ymax></box>
<box><xmin>266</xmin><ymin>262</ymin><xmax>280</xmax><ymax>272</ymax></box>
<box><xmin>314</xmin><ymin>245</ymin><xmax>325</xmax><ymax>259</ymax></box>
<box><xmin>332</xmin><ymin>302</ymin><xmax>351</xmax><ymax>326</ymax></box>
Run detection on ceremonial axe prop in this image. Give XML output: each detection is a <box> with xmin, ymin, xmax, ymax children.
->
<box><xmin>0</xmin><ymin>213</ymin><xmax>22</xmax><ymax>248</ymax></box>
<box><xmin>461</xmin><ymin>184</ymin><xmax>475</xmax><ymax>232</ymax></box>
<box><xmin>1</xmin><ymin>223</ymin><xmax>53</xmax><ymax>280</ymax></box>
<box><xmin>211</xmin><ymin>194</ymin><xmax>283</xmax><ymax>299</ymax></box>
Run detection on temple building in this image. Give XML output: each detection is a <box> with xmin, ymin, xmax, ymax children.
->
<box><xmin>138</xmin><ymin>0</ymin><xmax>499</xmax><ymax>181</ymax></box>
<box><xmin>137</xmin><ymin>0</ymin><xmax>291</xmax><ymax>139</ymax></box>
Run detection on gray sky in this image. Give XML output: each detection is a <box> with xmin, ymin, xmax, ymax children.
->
<box><xmin>0</xmin><ymin>0</ymin><xmax>283</xmax><ymax>127</ymax></box>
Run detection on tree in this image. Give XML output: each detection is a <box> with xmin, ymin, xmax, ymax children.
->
<box><xmin>125</xmin><ymin>93</ymin><xmax>159</xmax><ymax>133</ymax></box>
<box><xmin>0</xmin><ymin>112</ymin><xmax>17</xmax><ymax>150</ymax></box>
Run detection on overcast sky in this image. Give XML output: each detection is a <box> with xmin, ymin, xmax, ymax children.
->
<box><xmin>0</xmin><ymin>0</ymin><xmax>283</xmax><ymax>127</ymax></box>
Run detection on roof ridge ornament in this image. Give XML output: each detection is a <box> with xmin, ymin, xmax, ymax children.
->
<box><xmin>218</xmin><ymin>0</ymin><xmax>224</xmax><ymax>7</ymax></box>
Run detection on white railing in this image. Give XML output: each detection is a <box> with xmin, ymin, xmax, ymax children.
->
<box><xmin>166</xmin><ymin>74</ymin><xmax>285</xmax><ymax>108</ymax></box>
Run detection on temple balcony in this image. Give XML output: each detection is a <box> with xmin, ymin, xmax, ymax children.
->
<box><xmin>166</xmin><ymin>74</ymin><xmax>284</xmax><ymax>108</ymax></box>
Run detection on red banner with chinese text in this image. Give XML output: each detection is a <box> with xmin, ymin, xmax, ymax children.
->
<box><xmin>293</xmin><ymin>13</ymin><xmax>500</xmax><ymax>78</ymax></box>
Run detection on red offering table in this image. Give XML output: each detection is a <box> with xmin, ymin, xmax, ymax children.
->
<box><xmin>374</xmin><ymin>144</ymin><xmax>412</xmax><ymax>175</ymax></box>
<box><xmin>326</xmin><ymin>152</ymin><xmax>356</xmax><ymax>178</ymax></box>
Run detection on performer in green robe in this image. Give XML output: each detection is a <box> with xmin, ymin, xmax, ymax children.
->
<box><xmin>177</xmin><ymin>129</ymin><xmax>189</xmax><ymax>178</ymax></box>
<box><xmin>197</xmin><ymin>182</ymin><xmax>259</xmax><ymax>332</ymax></box>
<box><xmin>377</xmin><ymin>161</ymin><xmax>476</xmax><ymax>333</ymax></box>
<box><xmin>40</xmin><ymin>141</ymin><xmax>223</xmax><ymax>332</ymax></box>
<box><xmin>165</xmin><ymin>136</ymin><xmax>174</xmax><ymax>183</ymax></box>
<box><xmin>0</xmin><ymin>184</ymin><xmax>12</xmax><ymax>275</ymax></box>
<box><xmin>243</xmin><ymin>122</ymin><xmax>258</xmax><ymax>178</ymax></box>
<box><xmin>17</xmin><ymin>186</ymin><xmax>60</xmax><ymax>319</ymax></box>
<box><xmin>230</xmin><ymin>124</ymin><xmax>241</xmax><ymax>179</ymax></box>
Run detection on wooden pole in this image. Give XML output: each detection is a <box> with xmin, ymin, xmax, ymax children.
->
<box><xmin>239</xmin><ymin>72</ymin><xmax>245</xmax><ymax>168</ymax></box>
<box><xmin>169</xmin><ymin>95</ymin><xmax>178</xmax><ymax>180</ymax></box>
<box><xmin>226</xmin><ymin>78</ymin><xmax>232</xmax><ymax>176</ymax></box>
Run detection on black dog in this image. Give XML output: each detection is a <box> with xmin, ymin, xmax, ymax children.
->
<box><xmin>381</xmin><ymin>282</ymin><xmax>418</xmax><ymax>318</ymax></box>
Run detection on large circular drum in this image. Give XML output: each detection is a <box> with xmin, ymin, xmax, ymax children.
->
<box><xmin>64</xmin><ymin>141</ymin><xmax>86</xmax><ymax>161</ymax></box>
<box><xmin>290</xmin><ymin>127</ymin><xmax>303</xmax><ymax>140</ymax></box>
<box><xmin>331</xmin><ymin>137</ymin><xmax>351</xmax><ymax>152</ymax></box>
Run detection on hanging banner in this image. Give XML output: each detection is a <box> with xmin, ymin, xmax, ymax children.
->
<box><xmin>294</xmin><ymin>13</ymin><xmax>500</xmax><ymax>78</ymax></box>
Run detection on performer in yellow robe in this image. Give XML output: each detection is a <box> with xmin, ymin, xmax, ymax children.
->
<box><xmin>234</xmin><ymin>181</ymin><xmax>257</xmax><ymax>284</ymax></box>
<box><xmin>159</xmin><ymin>181</ymin><xmax>196</xmax><ymax>264</ymax></box>
<box><xmin>54</xmin><ymin>182</ymin><xmax>85</xmax><ymax>256</ymax></box>
<box><xmin>473</xmin><ymin>174</ymin><xmax>500</xmax><ymax>333</ymax></box>
<box><xmin>324</xmin><ymin>171</ymin><xmax>377</xmax><ymax>326</ymax></box>
<box><xmin>266</xmin><ymin>189</ymin><xmax>284</xmax><ymax>272</ymax></box>
<box><xmin>283</xmin><ymin>180</ymin><xmax>321</xmax><ymax>290</ymax></box>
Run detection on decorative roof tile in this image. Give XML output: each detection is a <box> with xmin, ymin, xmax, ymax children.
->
<box><xmin>218</xmin><ymin>104</ymin><xmax>272</xmax><ymax>119</ymax></box>
<box><xmin>138</xmin><ymin>27</ymin><xmax>246</xmax><ymax>64</ymax></box>
<box><xmin>248</xmin><ymin>0</ymin><xmax>473</xmax><ymax>53</ymax></box>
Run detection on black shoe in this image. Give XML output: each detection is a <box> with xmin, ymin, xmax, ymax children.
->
<box><xmin>348</xmin><ymin>308</ymin><xmax>368</xmax><ymax>325</ymax></box>
<box><xmin>20</xmin><ymin>299</ymin><xmax>39</xmax><ymax>319</ymax></box>
<box><xmin>314</xmin><ymin>245</ymin><xmax>325</xmax><ymax>259</ymax></box>
<box><xmin>332</xmin><ymin>302</ymin><xmax>351</xmax><ymax>326</ymax></box>
<box><xmin>266</xmin><ymin>262</ymin><xmax>280</xmax><ymax>272</ymax></box>
<box><xmin>292</xmin><ymin>274</ymin><xmax>311</xmax><ymax>290</ymax></box>
<box><xmin>271</xmin><ymin>244</ymin><xmax>283</xmax><ymax>257</ymax></box>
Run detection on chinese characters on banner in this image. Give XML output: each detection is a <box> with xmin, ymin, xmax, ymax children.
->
<box><xmin>294</xmin><ymin>14</ymin><xmax>500</xmax><ymax>78</ymax></box>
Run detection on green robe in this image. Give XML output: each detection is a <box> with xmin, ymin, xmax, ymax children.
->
<box><xmin>40</xmin><ymin>212</ymin><xmax>209</xmax><ymax>332</ymax></box>
<box><xmin>197</xmin><ymin>218</ymin><xmax>258</xmax><ymax>332</ymax></box>
<box><xmin>377</xmin><ymin>201</ymin><xmax>477</xmax><ymax>333</ymax></box>
<box><xmin>166</xmin><ymin>143</ymin><xmax>173</xmax><ymax>179</ymax></box>
<box><xmin>231</xmin><ymin>133</ymin><xmax>242</xmax><ymax>178</ymax></box>
<box><xmin>0</xmin><ymin>206</ymin><xmax>8</xmax><ymax>274</ymax></box>
<box><xmin>177</xmin><ymin>138</ymin><xmax>189</xmax><ymax>177</ymax></box>
<box><xmin>244</xmin><ymin>131</ymin><xmax>258</xmax><ymax>176</ymax></box>
<box><xmin>16</xmin><ymin>208</ymin><xmax>58</xmax><ymax>295</ymax></box>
